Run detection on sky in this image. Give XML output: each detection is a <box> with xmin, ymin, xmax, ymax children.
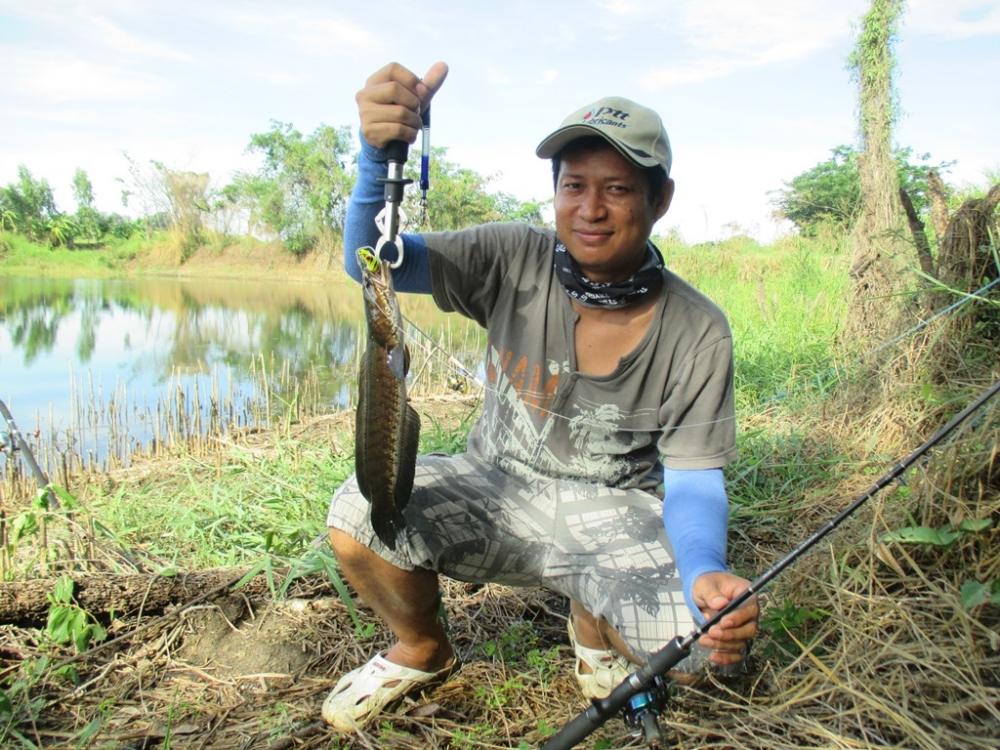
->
<box><xmin>1</xmin><ymin>0</ymin><xmax>998</xmax><ymax>244</ymax></box>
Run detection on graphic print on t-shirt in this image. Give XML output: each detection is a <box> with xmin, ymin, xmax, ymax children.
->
<box><xmin>476</xmin><ymin>345</ymin><xmax>652</xmax><ymax>486</ymax></box>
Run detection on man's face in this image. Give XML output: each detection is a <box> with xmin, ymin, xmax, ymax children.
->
<box><xmin>554</xmin><ymin>142</ymin><xmax>673</xmax><ymax>283</ymax></box>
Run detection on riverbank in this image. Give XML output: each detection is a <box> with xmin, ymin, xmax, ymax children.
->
<box><xmin>0</xmin><ymin>230</ymin><xmax>349</xmax><ymax>284</ymax></box>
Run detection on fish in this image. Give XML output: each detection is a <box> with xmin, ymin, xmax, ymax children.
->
<box><xmin>354</xmin><ymin>246</ymin><xmax>421</xmax><ymax>549</ymax></box>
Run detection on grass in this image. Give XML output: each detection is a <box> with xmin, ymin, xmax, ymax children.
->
<box><xmin>0</xmin><ymin>232</ymin><xmax>144</xmax><ymax>277</ymax></box>
<box><xmin>88</xmin><ymin>436</ymin><xmax>353</xmax><ymax>568</ymax></box>
<box><xmin>664</xmin><ymin>232</ymin><xmax>851</xmax><ymax>410</ymax></box>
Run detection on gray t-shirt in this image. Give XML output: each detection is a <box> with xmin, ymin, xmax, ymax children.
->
<box><xmin>425</xmin><ymin>222</ymin><xmax>737</xmax><ymax>492</ymax></box>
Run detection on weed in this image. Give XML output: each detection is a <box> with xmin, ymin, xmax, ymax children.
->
<box><xmin>45</xmin><ymin>575</ymin><xmax>107</xmax><ymax>653</ymax></box>
<box><xmin>419</xmin><ymin>414</ymin><xmax>472</xmax><ymax>455</ymax></box>
<box><xmin>879</xmin><ymin>517</ymin><xmax>992</xmax><ymax>546</ymax></box>
<box><xmin>760</xmin><ymin>600</ymin><xmax>830</xmax><ymax>660</ymax></box>
<box><xmin>479</xmin><ymin>620</ymin><xmax>542</xmax><ymax>663</ymax></box>
<box><xmin>525</xmin><ymin>646</ymin><xmax>562</xmax><ymax>686</ymax></box>
<box><xmin>449</xmin><ymin>723</ymin><xmax>493</xmax><ymax>748</ymax></box>
<box><xmin>474</xmin><ymin>676</ymin><xmax>525</xmax><ymax>709</ymax></box>
<box><xmin>960</xmin><ymin>579</ymin><xmax>1000</xmax><ymax>609</ymax></box>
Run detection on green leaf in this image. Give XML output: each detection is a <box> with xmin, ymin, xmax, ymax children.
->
<box><xmin>235</xmin><ymin>556</ymin><xmax>274</xmax><ymax>592</ymax></box>
<box><xmin>960</xmin><ymin>580</ymin><xmax>1000</xmax><ymax>609</ymax></box>
<box><xmin>32</xmin><ymin>488</ymin><xmax>51</xmax><ymax>510</ymax></box>
<box><xmin>52</xmin><ymin>574</ymin><xmax>75</xmax><ymax>604</ymax></box>
<box><xmin>880</xmin><ymin>526</ymin><xmax>960</xmax><ymax>546</ymax></box>
<box><xmin>90</xmin><ymin>622</ymin><xmax>107</xmax><ymax>644</ymax></box>
<box><xmin>11</xmin><ymin>512</ymin><xmax>38</xmax><ymax>543</ymax></box>
<box><xmin>69</xmin><ymin>608</ymin><xmax>87</xmax><ymax>639</ymax></box>
<box><xmin>46</xmin><ymin>605</ymin><xmax>72</xmax><ymax>644</ymax></box>
<box><xmin>956</xmin><ymin>518</ymin><xmax>992</xmax><ymax>533</ymax></box>
<box><xmin>50</xmin><ymin>484</ymin><xmax>79</xmax><ymax>510</ymax></box>
<box><xmin>74</xmin><ymin>621</ymin><xmax>105</xmax><ymax>653</ymax></box>
<box><xmin>73</xmin><ymin>715</ymin><xmax>104</xmax><ymax>746</ymax></box>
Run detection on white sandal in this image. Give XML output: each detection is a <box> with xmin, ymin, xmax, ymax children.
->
<box><xmin>567</xmin><ymin>618</ymin><xmax>631</xmax><ymax>700</ymax></box>
<box><xmin>321</xmin><ymin>652</ymin><xmax>460</xmax><ymax>731</ymax></box>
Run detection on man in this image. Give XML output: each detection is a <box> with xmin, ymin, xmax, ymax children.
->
<box><xmin>323</xmin><ymin>61</ymin><xmax>758</xmax><ymax>732</ymax></box>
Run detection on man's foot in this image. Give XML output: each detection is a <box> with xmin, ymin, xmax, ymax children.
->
<box><xmin>321</xmin><ymin>652</ymin><xmax>461</xmax><ymax>731</ymax></box>
<box><xmin>567</xmin><ymin>617</ymin><xmax>631</xmax><ymax>700</ymax></box>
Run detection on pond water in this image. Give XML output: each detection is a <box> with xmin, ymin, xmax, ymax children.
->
<box><xmin>0</xmin><ymin>274</ymin><xmax>483</xmax><ymax>475</ymax></box>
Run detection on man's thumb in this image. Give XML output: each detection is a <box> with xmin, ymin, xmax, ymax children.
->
<box><xmin>418</xmin><ymin>61</ymin><xmax>449</xmax><ymax>106</ymax></box>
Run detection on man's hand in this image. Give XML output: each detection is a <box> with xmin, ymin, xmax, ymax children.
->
<box><xmin>691</xmin><ymin>571</ymin><xmax>759</xmax><ymax>665</ymax></box>
<box><xmin>356</xmin><ymin>61</ymin><xmax>449</xmax><ymax>149</ymax></box>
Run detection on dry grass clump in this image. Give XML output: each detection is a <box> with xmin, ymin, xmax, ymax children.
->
<box><xmin>705</xmin><ymin>387</ymin><xmax>999</xmax><ymax>750</ymax></box>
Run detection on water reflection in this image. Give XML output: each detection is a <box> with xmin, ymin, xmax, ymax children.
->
<box><xmin>0</xmin><ymin>274</ymin><xmax>483</xmax><ymax>472</ymax></box>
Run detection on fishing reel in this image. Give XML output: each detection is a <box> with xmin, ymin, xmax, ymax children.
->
<box><xmin>621</xmin><ymin>678</ymin><xmax>672</xmax><ymax>747</ymax></box>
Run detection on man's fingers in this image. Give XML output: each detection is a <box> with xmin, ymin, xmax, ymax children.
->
<box><xmin>365</xmin><ymin>61</ymin><xmax>422</xmax><ymax>91</ymax></box>
<box><xmin>706</xmin><ymin>619</ymin><xmax>757</xmax><ymax>644</ymax></box>
<box><xmin>361</xmin><ymin>123</ymin><xmax>422</xmax><ymax>148</ymax></box>
<box><xmin>360</xmin><ymin>80</ymin><xmax>423</xmax><ymax>114</ymax></box>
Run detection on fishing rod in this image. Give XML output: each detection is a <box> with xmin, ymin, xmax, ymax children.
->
<box><xmin>0</xmin><ymin>397</ymin><xmax>59</xmax><ymax>509</ymax></box>
<box><xmin>542</xmin><ymin>377</ymin><xmax>1000</xmax><ymax>750</ymax></box>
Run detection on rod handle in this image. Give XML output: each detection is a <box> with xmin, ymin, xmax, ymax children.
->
<box><xmin>385</xmin><ymin>140</ymin><xmax>409</xmax><ymax>164</ymax></box>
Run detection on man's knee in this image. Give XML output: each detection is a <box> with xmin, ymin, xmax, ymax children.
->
<box><xmin>328</xmin><ymin>527</ymin><xmax>371</xmax><ymax>571</ymax></box>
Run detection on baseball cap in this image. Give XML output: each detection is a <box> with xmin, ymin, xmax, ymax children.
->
<box><xmin>535</xmin><ymin>96</ymin><xmax>672</xmax><ymax>177</ymax></box>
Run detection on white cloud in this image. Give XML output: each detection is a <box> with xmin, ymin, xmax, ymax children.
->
<box><xmin>543</xmin><ymin>69</ymin><xmax>560</xmax><ymax>83</ymax></box>
<box><xmin>8</xmin><ymin>51</ymin><xmax>167</xmax><ymax>103</ymax></box>
<box><xmin>485</xmin><ymin>66</ymin><xmax>511</xmax><ymax>86</ymax></box>
<box><xmin>906</xmin><ymin>0</ymin><xmax>1000</xmax><ymax>38</ymax></box>
<box><xmin>89</xmin><ymin>15</ymin><xmax>196</xmax><ymax>62</ymax></box>
<box><xmin>3</xmin><ymin>106</ymin><xmax>105</xmax><ymax>126</ymax></box>
<box><xmin>598</xmin><ymin>0</ymin><xmax>641</xmax><ymax>15</ymax></box>
<box><xmin>218</xmin><ymin>7</ymin><xmax>379</xmax><ymax>56</ymax></box>
<box><xmin>641</xmin><ymin>57</ymin><xmax>741</xmax><ymax>88</ymax></box>
<box><xmin>292</xmin><ymin>16</ymin><xmax>379</xmax><ymax>56</ymax></box>
<box><xmin>263</xmin><ymin>70</ymin><xmax>298</xmax><ymax>86</ymax></box>
<box><xmin>642</xmin><ymin>0</ymin><xmax>869</xmax><ymax>89</ymax></box>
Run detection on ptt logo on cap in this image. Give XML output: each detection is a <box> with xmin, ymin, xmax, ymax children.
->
<box><xmin>582</xmin><ymin>106</ymin><xmax>630</xmax><ymax>129</ymax></box>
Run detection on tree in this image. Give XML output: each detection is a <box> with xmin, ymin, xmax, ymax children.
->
<box><xmin>72</xmin><ymin>168</ymin><xmax>101</xmax><ymax>241</ymax></box>
<box><xmin>774</xmin><ymin>145</ymin><xmax>953</xmax><ymax>236</ymax></box>
<box><xmin>401</xmin><ymin>146</ymin><xmax>548</xmax><ymax>231</ymax></box>
<box><xmin>230</xmin><ymin>121</ymin><xmax>354</xmax><ymax>257</ymax></box>
<box><xmin>844</xmin><ymin>0</ymin><xmax>910</xmax><ymax>343</ymax></box>
<box><xmin>0</xmin><ymin>166</ymin><xmax>59</xmax><ymax>241</ymax></box>
<box><xmin>158</xmin><ymin>164</ymin><xmax>210</xmax><ymax>258</ymax></box>
<box><xmin>116</xmin><ymin>152</ymin><xmax>173</xmax><ymax>238</ymax></box>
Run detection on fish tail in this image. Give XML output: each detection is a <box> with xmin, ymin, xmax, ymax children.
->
<box><xmin>371</xmin><ymin>505</ymin><xmax>403</xmax><ymax>551</ymax></box>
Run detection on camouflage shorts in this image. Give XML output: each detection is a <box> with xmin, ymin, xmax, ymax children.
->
<box><xmin>327</xmin><ymin>452</ymin><xmax>716</xmax><ymax>668</ymax></box>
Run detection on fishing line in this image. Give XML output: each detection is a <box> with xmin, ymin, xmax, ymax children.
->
<box><xmin>399</xmin><ymin>272</ymin><xmax>998</xmax><ymax>436</ymax></box>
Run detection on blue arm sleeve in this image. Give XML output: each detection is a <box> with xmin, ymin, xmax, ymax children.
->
<box><xmin>343</xmin><ymin>136</ymin><xmax>432</xmax><ymax>293</ymax></box>
<box><xmin>662</xmin><ymin>467</ymin><xmax>729</xmax><ymax>622</ymax></box>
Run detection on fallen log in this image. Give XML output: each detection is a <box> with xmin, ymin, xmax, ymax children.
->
<box><xmin>0</xmin><ymin>568</ymin><xmax>266</xmax><ymax>626</ymax></box>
